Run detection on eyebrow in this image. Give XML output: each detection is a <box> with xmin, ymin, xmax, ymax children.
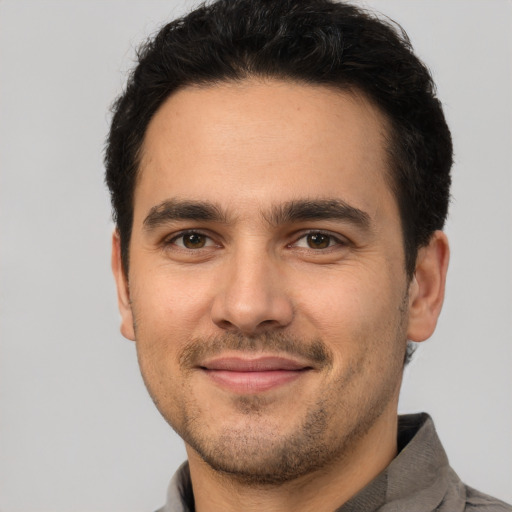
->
<box><xmin>143</xmin><ymin>197</ymin><xmax>371</xmax><ymax>231</ymax></box>
<box><xmin>267</xmin><ymin>199</ymin><xmax>371</xmax><ymax>230</ymax></box>
<box><xmin>143</xmin><ymin>199</ymin><xmax>229</xmax><ymax>230</ymax></box>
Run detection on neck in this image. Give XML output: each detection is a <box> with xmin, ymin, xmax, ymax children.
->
<box><xmin>187</xmin><ymin>407</ymin><xmax>398</xmax><ymax>512</ymax></box>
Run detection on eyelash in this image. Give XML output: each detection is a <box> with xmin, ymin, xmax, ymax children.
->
<box><xmin>290</xmin><ymin>230</ymin><xmax>349</xmax><ymax>250</ymax></box>
<box><xmin>164</xmin><ymin>230</ymin><xmax>217</xmax><ymax>250</ymax></box>
<box><xmin>163</xmin><ymin>229</ymin><xmax>348</xmax><ymax>251</ymax></box>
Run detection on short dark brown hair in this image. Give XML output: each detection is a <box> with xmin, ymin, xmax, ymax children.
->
<box><xmin>105</xmin><ymin>0</ymin><xmax>452</xmax><ymax>277</ymax></box>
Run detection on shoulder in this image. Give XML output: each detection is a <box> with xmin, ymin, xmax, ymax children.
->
<box><xmin>463</xmin><ymin>486</ymin><xmax>512</xmax><ymax>511</ymax></box>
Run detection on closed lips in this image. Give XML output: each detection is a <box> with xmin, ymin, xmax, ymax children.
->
<box><xmin>200</xmin><ymin>356</ymin><xmax>313</xmax><ymax>372</ymax></box>
<box><xmin>199</xmin><ymin>356</ymin><xmax>313</xmax><ymax>393</ymax></box>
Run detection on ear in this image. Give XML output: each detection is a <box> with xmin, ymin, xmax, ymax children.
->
<box><xmin>407</xmin><ymin>230</ymin><xmax>450</xmax><ymax>342</ymax></box>
<box><xmin>111</xmin><ymin>231</ymin><xmax>136</xmax><ymax>341</ymax></box>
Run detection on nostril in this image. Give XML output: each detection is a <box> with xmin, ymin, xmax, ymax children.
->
<box><xmin>210</xmin><ymin>279</ymin><xmax>294</xmax><ymax>334</ymax></box>
<box><xmin>217</xmin><ymin>319</ymin><xmax>236</xmax><ymax>330</ymax></box>
<box><xmin>214</xmin><ymin>317</ymin><xmax>287</xmax><ymax>337</ymax></box>
<box><xmin>259</xmin><ymin>319</ymin><xmax>279</xmax><ymax>328</ymax></box>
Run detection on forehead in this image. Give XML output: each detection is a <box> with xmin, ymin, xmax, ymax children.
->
<box><xmin>136</xmin><ymin>79</ymin><xmax>395</xmax><ymax>222</ymax></box>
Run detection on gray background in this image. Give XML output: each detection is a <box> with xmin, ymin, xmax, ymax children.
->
<box><xmin>1</xmin><ymin>1</ymin><xmax>511</xmax><ymax>510</ymax></box>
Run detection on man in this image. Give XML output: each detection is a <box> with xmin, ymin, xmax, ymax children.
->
<box><xmin>105</xmin><ymin>1</ymin><xmax>511</xmax><ymax>511</ymax></box>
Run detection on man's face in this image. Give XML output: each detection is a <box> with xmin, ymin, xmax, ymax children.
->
<box><xmin>114</xmin><ymin>80</ymin><xmax>418</xmax><ymax>483</ymax></box>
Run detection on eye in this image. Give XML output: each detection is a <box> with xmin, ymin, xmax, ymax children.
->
<box><xmin>167</xmin><ymin>231</ymin><xmax>215</xmax><ymax>249</ymax></box>
<box><xmin>293</xmin><ymin>231</ymin><xmax>345</xmax><ymax>250</ymax></box>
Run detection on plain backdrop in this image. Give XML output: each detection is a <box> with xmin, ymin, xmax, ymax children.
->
<box><xmin>1</xmin><ymin>1</ymin><xmax>511</xmax><ymax>511</ymax></box>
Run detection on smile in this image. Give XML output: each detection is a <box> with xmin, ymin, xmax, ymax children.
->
<box><xmin>199</xmin><ymin>356</ymin><xmax>313</xmax><ymax>394</ymax></box>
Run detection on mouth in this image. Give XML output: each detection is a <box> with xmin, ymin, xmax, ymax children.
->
<box><xmin>198</xmin><ymin>356</ymin><xmax>314</xmax><ymax>394</ymax></box>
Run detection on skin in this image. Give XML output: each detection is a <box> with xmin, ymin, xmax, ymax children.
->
<box><xmin>112</xmin><ymin>79</ymin><xmax>449</xmax><ymax>512</ymax></box>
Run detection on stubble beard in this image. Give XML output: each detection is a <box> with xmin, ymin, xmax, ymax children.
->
<box><xmin>174</xmin><ymin>332</ymin><xmax>337</xmax><ymax>485</ymax></box>
<box><xmin>157</xmin><ymin>324</ymin><xmax>407</xmax><ymax>486</ymax></box>
<box><xmin>182</xmin><ymin>396</ymin><xmax>334</xmax><ymax>485</ymax></box>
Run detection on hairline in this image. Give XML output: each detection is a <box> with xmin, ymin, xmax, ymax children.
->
<box><xmin>121</xmin><ymin>75</ymin><xmax>414</xmax><ymax>279</ymax></box>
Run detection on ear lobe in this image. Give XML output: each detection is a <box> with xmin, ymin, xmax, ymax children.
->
<box><xmin>407</xmin><ymin>230</ymin><xmax>450</xmax><ymax>342</ymax></box>
<box><xmin>111</xmin><ymin>231</ymin><xmax>136</xmax><ymax>341</ymax></box>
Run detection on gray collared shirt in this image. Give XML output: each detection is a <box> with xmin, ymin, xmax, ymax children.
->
<box><xmin>156</xmin><ymin>413</ymin><xmax>511</xmax><ymax>512</ymax></box>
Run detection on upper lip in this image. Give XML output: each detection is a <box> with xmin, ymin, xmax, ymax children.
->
<box><xmin>200</xmin><ymin>356</ymin><xmax>312</xmax><ymax>372</ymax></box>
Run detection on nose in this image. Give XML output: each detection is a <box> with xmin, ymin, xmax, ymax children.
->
<box><xmin>210</xmin><ymin>246</ymin><xmax>294</xmax><ymax>335</ymax></box>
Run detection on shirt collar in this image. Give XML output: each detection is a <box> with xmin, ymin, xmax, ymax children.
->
<box><xmin>337</xmin><ymin>413</ymin><xmax>452</xmax><ymax>512</ymax></box>
<box><xmin>160</xmin><ymin>413</ymin><xmax>453</xmax><ymax>512</ymax></box>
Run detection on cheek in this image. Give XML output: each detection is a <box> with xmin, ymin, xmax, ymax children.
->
<box><xmin>130</xmin><ymin>279</ymin><xmax>194</xmax><ymax>417</ymax></box>
<box><xmin>297</xmin><ymin>266</ymin><xmax>405</xmax><ymax>361</ymax></box>
<box><xmin>128</xmin><ymin>285</ymin><xmax>192</xmax><ymax>391</ymax></box>
<box><xmin>131</xmin><ymin>269</ymin><xmax>214</xmax><ymax>341</ymax></box>
<box><xmin>129</xmin><ymin>270</ymin><xmax>224</xmax><ymax>408</ymax></box>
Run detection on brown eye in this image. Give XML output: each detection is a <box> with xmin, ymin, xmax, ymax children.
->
<box><xmin>306</xmin><ymin>233</ymin><xmax>331</xmax><ymax>249</ymax></box>
<box><xmin>182</xmin><ymin>233</ymin><xmax>207</xmax><ymax>249</ymax></box>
